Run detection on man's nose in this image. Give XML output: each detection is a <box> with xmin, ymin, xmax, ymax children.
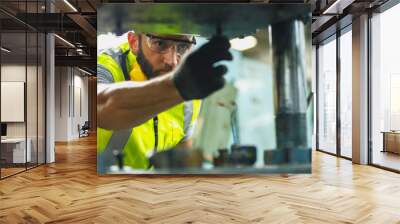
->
<box><xmin>163</xmin><ymin>46</ymin><xmax>179</xmax><ymax>68</ymax></box>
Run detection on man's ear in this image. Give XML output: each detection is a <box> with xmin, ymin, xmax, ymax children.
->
<box><xmin>128</xmin><ymin>32</ymin><xmax>139</xmax><ymax>54</ymax></box>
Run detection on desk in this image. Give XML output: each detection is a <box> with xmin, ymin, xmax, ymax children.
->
<box><xmin>1</xmin><ymin>138</ymin><xmax>31</xmax><ymax>163</ymax></box>
<box><xmin>382</xmin><ymin>131</ymin><xmax>400</xmax><ymax>154</ymax></box>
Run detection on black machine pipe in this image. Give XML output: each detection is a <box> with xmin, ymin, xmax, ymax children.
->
<box><xmin>271</xmin><ymin>18</ymin><xmax>309</xmax><ymax>163</ymax></box>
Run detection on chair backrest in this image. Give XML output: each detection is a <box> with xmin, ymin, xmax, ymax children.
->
<box><xmin>82</xmin><ymin>121</ymin><xmax>90</xmax><ymax>129</ymax></box>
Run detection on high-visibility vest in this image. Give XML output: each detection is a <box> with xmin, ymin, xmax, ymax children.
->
<box><xmin>97</xmin><ymin>42</ymin><xmax>201</xmax><ymax>172</ymax></box>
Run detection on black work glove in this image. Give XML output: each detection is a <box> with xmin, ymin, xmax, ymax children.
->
<box><xmin>173</xmin><ymin>35</ymin><xmax>233</xmax><ymax>100</ymax></box>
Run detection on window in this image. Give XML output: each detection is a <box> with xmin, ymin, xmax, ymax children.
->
<box><xmin>317</xmin><ymin>36</ymin><xmax>337</xmax><ymax>154</ymax></box>
<box><xmin>339</xmin><ymin>28</ymin><xmax>352</xmax><ymax>158</ymax></box>
<box><xmin>370</xmin><ymin>2</ymin><xmax>400</xmax><ymax>171</ymax></box>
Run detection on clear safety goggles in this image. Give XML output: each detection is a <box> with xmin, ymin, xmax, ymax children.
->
<box><xmin>145</xmin><ymin>34</ymin><xmax>196</xmax><ymax>56</ymax></box>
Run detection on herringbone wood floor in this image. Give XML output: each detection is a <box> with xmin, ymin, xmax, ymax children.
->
<box><xmin>1</xmin><ymin>135</ymin><xmax>400</xmax><ymax>224</ymax></box>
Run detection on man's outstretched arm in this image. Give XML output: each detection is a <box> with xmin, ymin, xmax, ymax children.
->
<box><xmin>98</xmin><ymin>35</ymin><xmax>232</xmax><ymax>131</ymax></box>
<box><xmin>97</xmin><ymin>74</ymin><xmax>183</xmax><ymax>130</ymax></box>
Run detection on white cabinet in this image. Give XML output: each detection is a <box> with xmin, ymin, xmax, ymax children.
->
<box><xmin>1</xmin><ymin>138</ymin><xmax>31</xmax><ymax>163</ymax></box>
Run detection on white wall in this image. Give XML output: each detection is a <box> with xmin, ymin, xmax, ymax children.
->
<box><xmin>1</xmin><ymin>65</ymin><xmax>26</xmax><ymax>135</ymax></box>
<box><xmin>1</xmin><ymin>63</ymin><xmax>46</xmax><ymax>164</ymax></box>
<box><xmin>1</xmin><ymin>82</ymin><xmax>25</xmax><ymax>122</ymax></box>
<box><xmin>73</xmin><ymin>73</ymin><xmax>89</xmax><ymax>137</ymax></box>
<box><xmin>55</xmin><ymin>67</ymin><xmax>69</xmax><ymax>141</ymax></box>
<box><xmin>55</xmin><ymin>67</ymin><xmax>89</xmax><ymax>141</ymax></box>
<box><xmin>1</xmin><ymin>65</ymin><xmax>37</xmax><ymax>138</ymax></box>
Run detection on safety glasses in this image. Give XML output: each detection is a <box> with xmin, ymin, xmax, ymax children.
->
<box><xmin>145</xmin><ymin>34</ymin><xmax>196</xmax><ymax>56</ymax></box>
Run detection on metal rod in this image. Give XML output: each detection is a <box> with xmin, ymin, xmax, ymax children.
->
<box><xmin>336</xmin><ymin>29</ymin><xmax>341</xmax><ymax>157</ymax></box>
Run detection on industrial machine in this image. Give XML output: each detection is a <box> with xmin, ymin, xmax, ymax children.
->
<box><xmin>97</xmin><ymin>3</ymin><xmax>313</xmax><ymax>174</ymax></box>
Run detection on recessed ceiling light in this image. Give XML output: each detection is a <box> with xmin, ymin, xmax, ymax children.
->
<box><xmin>230</xmin><ymin>36</ymin><xmax>257</xmax><ymax>51</ymax></box>
<box><xmin>54</xmin><ymin>34</ymin><xmax>75</xmax><ymax>48</ymax></box>
<box><xmin>63</xmin><ymin>0</ymin><xmax>78</xmax><ymax>12</ymax></box>
<box><xmin>322</xmin><ymin>0</ymin><xmax>347</xmax><ymax>15</ymax></box>
<box><xmin>78</xmin><ymin>67</ymin><xmax>92</xmax><ymax>76</ymax></box>
<box><xmin>1</xmin><ymin>47</ymin><xmax>11</xmax><ymax>53</ymax></box>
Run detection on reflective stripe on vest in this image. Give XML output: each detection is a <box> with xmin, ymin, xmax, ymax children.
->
<box><xmin>97</xmin><ymin>42</ymin><xmax>201</xmax><ymax>170</ymax></box>
<box><xmin>97</xmin><ymin>128</ymin><xmax>132</xmax><ymax>174</ymax></box>
<box><xmin>183</xmin><ymin>101</ymin><xmax>193</xmax><ymax>134</ymax></box>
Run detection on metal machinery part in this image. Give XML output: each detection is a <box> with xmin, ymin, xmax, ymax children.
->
<box><xmin>267</xmin><ymin>18</ymin><xmax>312</xmax><ymax>165</ymax></box>
<box><xmin>97</xmin><ymin>3</ymin><xmax>310</xmax><ymax>39</ymax></box>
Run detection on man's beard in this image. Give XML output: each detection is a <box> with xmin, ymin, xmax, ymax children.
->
<box><xmin>136</xmin><ymin>38</ymin><xmax>156</xmax><ymax>79</ymax></box>
<box><xmin>136</xmin><ymin>37</ymin><xmax>172</xmax><ymax>79</ymax></box>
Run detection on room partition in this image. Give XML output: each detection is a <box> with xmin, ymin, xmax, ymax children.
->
<box><xmin>0</xmin><ymin>0</ymin><xmax>46</xmax><ymax>179</ymax></box>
